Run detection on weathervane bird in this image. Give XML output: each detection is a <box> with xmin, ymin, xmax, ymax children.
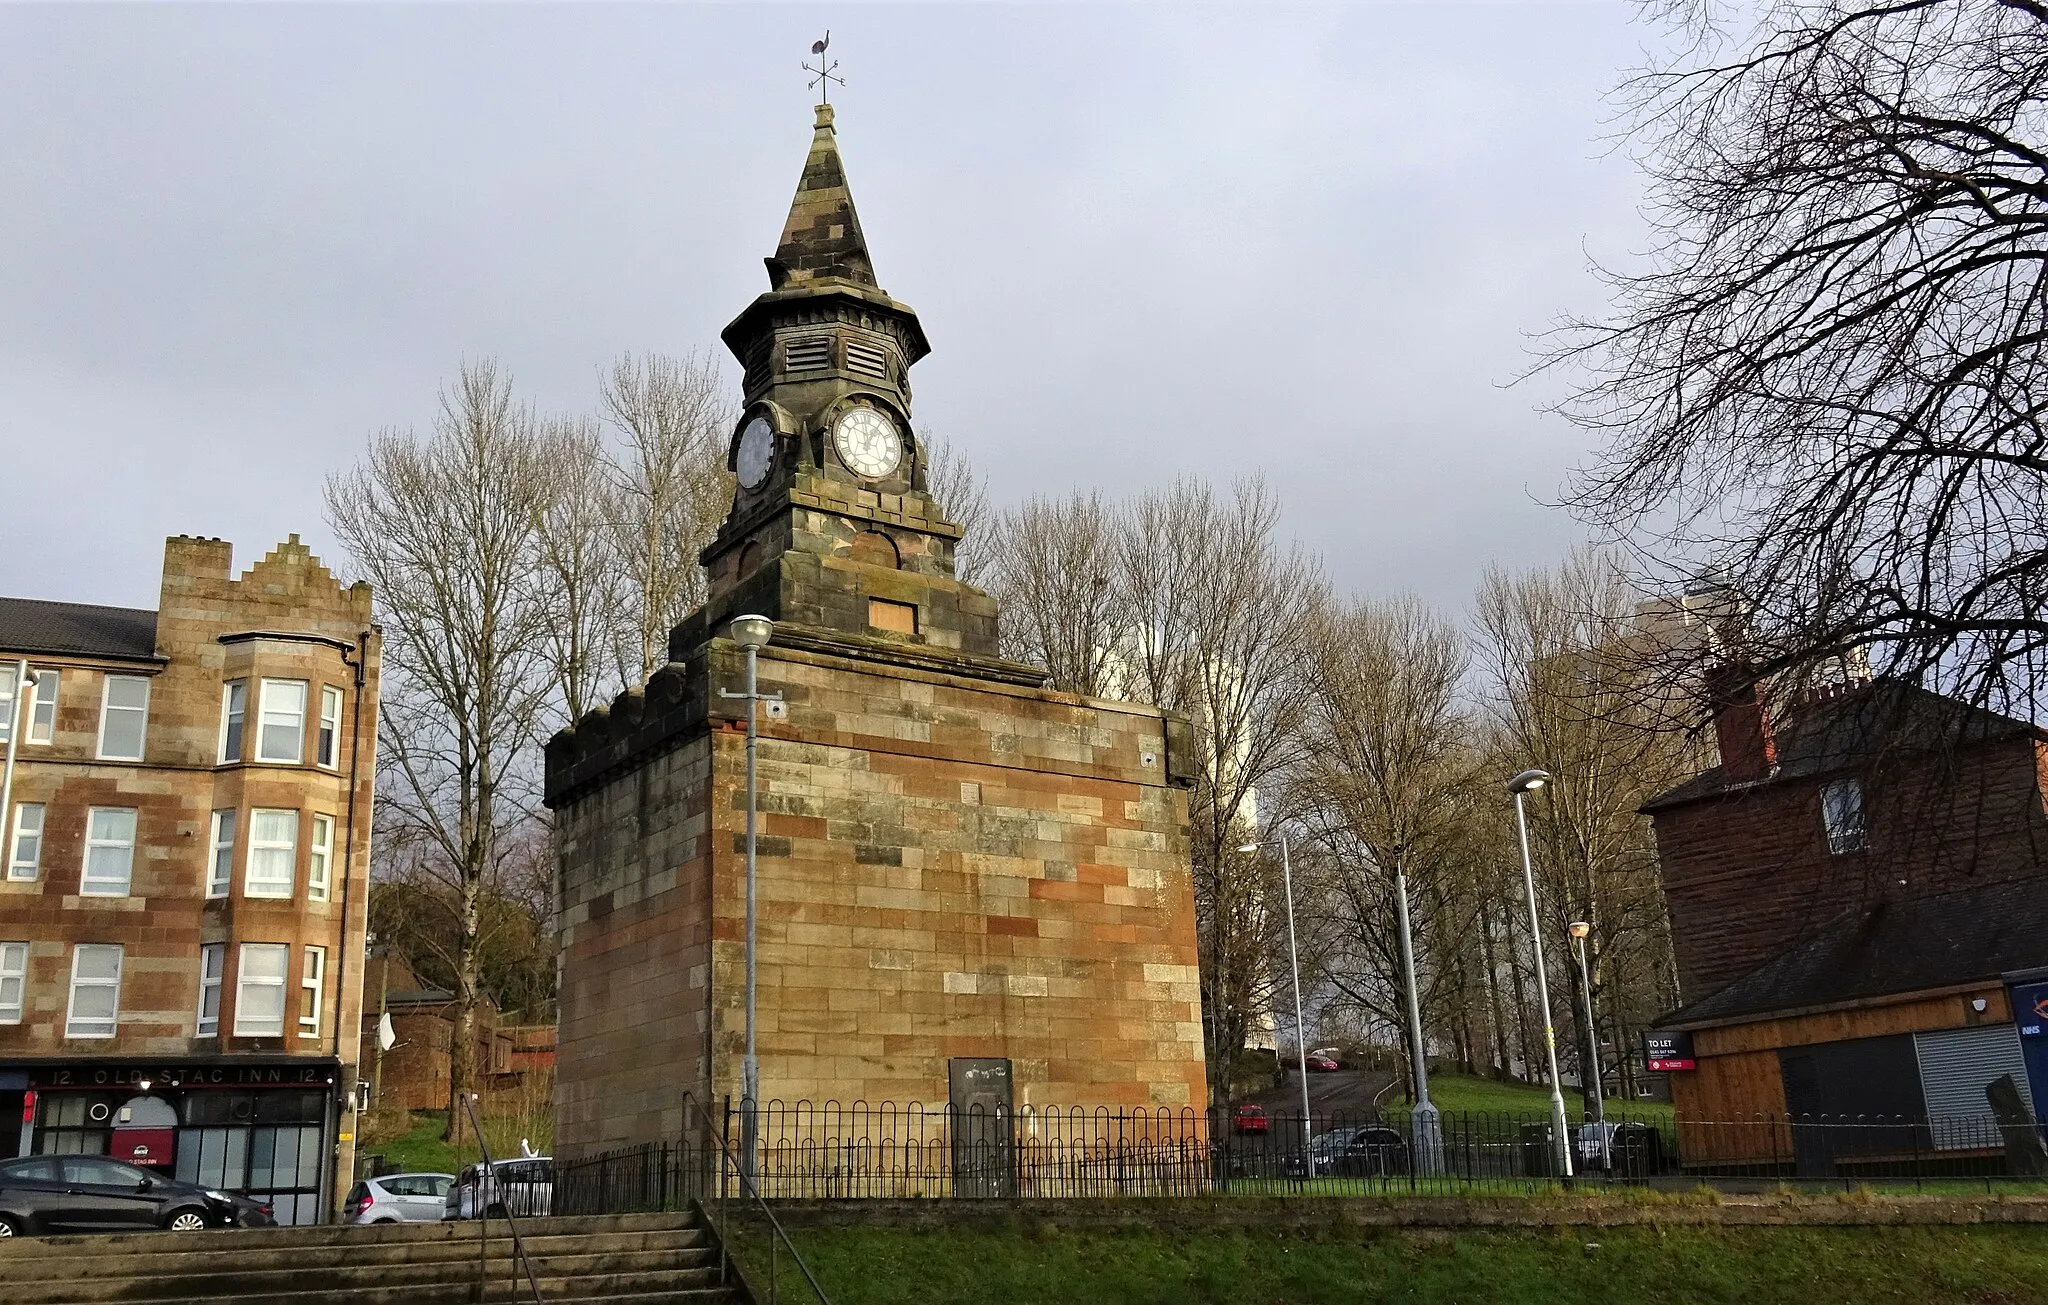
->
<box><xmin>804</xmin><ymin>31</ymin><xmax>843</xmax><ymax>105</ymax></box>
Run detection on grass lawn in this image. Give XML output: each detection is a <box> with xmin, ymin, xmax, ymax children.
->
<box><xmin>1384</xmin><ymin>1073</ymin><xmax>1676</xmax><ymax>1127</ymax></box>
<box><xmin>759</xmin><ymin>1222</ymin><xmax>2048</xmax><ymax>1305</ymax></box>
<box><xmin>362</xmin><ymin>1110</ymin><xmax>466</xmax><ymax>1176</ymax></box>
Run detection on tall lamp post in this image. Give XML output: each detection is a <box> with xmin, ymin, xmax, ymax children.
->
<box><xmin>1392</xmin><ymin>859</ymin><xmax>1443</xmax><ymax>1174</ymax></box>
<box><xmin>1568</xmin><ymin>921</ymin><xmax>1606</xmax><ymax>1129</ymax></box>
<box><xmin>1508</xmin><ymin>768</ymin><xmax>1573</xmax><ymax>1179</ymax></box>
<box><xmin>1237</xmin><ymin>834</ymin><xmax>1315</xmax><ymax>1177</ymax></box>
<box><xmin>720</xmin><ymin>614</ymin><xmax>781</xmax><ymax>1186</ymax></box>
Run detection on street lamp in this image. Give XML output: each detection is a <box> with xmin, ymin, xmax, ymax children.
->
<box><xmin>0</xmin><ymin>660</ymin><xmax>34</xmax><ymax>890</ymax></box>
<box><xmin>1568</xmin><ymin>921</ymin><xmax>1606</xmax><ymax>1130</ymax></box>
<box><xmin>1507</xmin><ymin>768</ymin><xmax>1573</xmax><ymax>1179</ymax></box>
<box><xmin>1390</xmin><ymin>856</ymin><xmax>1443</xmax><ymax>1175</ymax></box>
<box><xmin>720</xmin><ymin>614</ymin><xmax>780</xmax><ymax>1185</ymax></box>
<box><xmin>1237</xmin><ymin>834</ymin><xmax>1314</xmax><ymax>1177</ymax></box>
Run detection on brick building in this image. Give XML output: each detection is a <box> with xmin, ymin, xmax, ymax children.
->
<box><xmin>546</xmin><ymin>104</ymin><xmax>1208</xmax><ymax>1161</ymax></box>
<box><xmin>0</xmin><ymin>536</ymin><xmax>379</xmax><ymax>1222</ymax></box>
<box><xmin>1644</xmin><ymin>676</ymin><xmax>2048</xmax><ymax>1173</ymax></box>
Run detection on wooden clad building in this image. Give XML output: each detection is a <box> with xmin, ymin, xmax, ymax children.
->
<box><xmin>1644</xmin><ymin>677</ymin><xmax>2048</xmax><ymax>1173</ymax></box>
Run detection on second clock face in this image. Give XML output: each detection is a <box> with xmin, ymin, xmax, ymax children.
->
<box><xmin>833</xmin><ymin>407</ymin><xmax>901</xmax><ymax>479</ymax></box>
<box><xmin>736</xmin><ymin>416</ymin><xmax>775</xmax><ymax>490</ymax></box>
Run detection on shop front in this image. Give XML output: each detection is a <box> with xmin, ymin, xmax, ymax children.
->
<box><xmin>9</xmin><ymin>1057</ymin><xmax>339</xmax><ymax>1226</ymax></box>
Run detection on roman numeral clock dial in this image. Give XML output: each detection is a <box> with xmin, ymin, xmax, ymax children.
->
<box><xmin>833</xmin><ymin>407</ymin><xmax>901</xmax><ymax>479</ymax></box>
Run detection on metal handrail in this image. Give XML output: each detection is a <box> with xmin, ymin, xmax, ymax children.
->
<box><xmin>461</xmin><ymin>1091</ymin><xmax>546</xmax><ymax>1305</ymax></box>
<box><xmin>684</xmin><ymin>1094</ymin><xmax>832</xmax><ymax>1305</ymax></box>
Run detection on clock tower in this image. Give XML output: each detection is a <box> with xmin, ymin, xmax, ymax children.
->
<box><xmin>687</xmin><ymin>103</ymin><xmax>1012</xmax><ymax>674</ymax></box>
<box><xmin>547</xmin><ymin>100</ymin><xmax>1208</xmax><ymax>1155</ymax></box>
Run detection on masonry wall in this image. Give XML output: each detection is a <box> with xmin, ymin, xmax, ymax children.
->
<box><xmin>552</xmin><ymin>640</ymin><xmax>1206</xmax><ymax>1160</ymax></box>
<box><xmin>1654</xmin><ymin>737</ymin><xmax>2048</xmax><ymax>1001</ymax></box>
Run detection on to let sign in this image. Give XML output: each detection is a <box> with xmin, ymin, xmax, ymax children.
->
<box><xmin>1644</xmin><ymin>1029</ymin><xmax>1696</xmax><ymax>1072</ymax></box>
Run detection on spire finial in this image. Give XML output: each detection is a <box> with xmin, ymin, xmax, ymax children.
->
<box><xmin>804</xmin><ymin>31</ymin><xmax>843</xmax><ymax>106</ymax></box>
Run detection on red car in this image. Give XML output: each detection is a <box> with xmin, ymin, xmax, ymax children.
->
<box><xmin>1305</xmin><ymin>1053</ymin><xmax>1341</xmax><ymax>1072</ymax></box>
<box><xmin>1232</xmin><ymin>1104</ymin><xmax>1269</xmax><ymax>1134</ymax></box>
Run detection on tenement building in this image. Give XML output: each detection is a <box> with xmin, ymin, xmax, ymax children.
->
<box><xmin>0</xmin><ymin>536</ymin><xmax>379</xmax><ymax>1223</ymax></box>
<box><xmin>547</xmin><ymin>104</ymin><xmax>1209</xmax><ymax>1159</ymax></box>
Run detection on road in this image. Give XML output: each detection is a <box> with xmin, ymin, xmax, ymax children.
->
<box><xmin>1240</xmin><ymin>1066</ymin><xmax>1397</xmax><ymax>1122</ymax></box>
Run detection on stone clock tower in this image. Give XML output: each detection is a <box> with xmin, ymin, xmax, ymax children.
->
<box><xmin>685</xmin><ymin>103</ymin><xmax>1012</xmax><ymax>673</ymax></box>
<box><xmin>547</xmin><ymin>105</ymin><xmax>1208</xmax><ymax>1161</ymax></box>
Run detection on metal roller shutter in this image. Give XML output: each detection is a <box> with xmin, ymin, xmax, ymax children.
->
<box><xmin>1914</xmin><ymin>1024</ymin><xmax>2032</xmax><ymax>1150</ymax></box>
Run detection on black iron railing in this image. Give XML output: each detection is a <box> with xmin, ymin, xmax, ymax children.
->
<box><xmin>550</xmin><ymin>1097</ymin><xmax>2048</xmax><ymax>1204</ymax></box>
<box><xmin>458</xmin><ymin>1091</ymin><xmax>546</xmax><ymax>1304</ymax></box>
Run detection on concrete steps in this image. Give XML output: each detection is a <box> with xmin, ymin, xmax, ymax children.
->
<box><xmin>0</xmin><ymin>1210</ymin><xmax>749</xmax><ymax>1304</ymax></box>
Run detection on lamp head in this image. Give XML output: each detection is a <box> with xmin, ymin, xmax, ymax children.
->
<box><xmin>1236</xmin><ymin>843</ymin><xmax>1261</xmax><ymax>854</ymax></box>
<box><xmin>1568</xmin><ymin>921</ymin><xmax>1590</xmax><ymax>940</ymax></box>
<box><xmin>729</xmin><ymin>614</ymin><xmax>775</xmax><ymax>651</ymax></box>
<box><xmin>1508</xmin><ymin>768</ymin><xmax>1552</xmax><ymax>794</ymax></box>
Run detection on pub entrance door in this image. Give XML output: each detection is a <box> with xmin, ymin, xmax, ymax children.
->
<box><xmin>948</xmin><ymin>1058</ymin><xmax>1015</xmax><ymax>1198</ymax></box>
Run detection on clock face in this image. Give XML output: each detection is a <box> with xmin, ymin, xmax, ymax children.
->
<box><xmin>736</xmin><ymin>416</ymin><xmax>775</xmax><ymax>490</ymax></box>
<box><xmin>833</xmin><ymin>407</ymin><xmax>901</xmax><ymax>479</ymax></box>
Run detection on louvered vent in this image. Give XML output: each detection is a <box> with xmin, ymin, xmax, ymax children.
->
<box><xmin>742</xmin><ymin>339</ymin><xmax>772</xmax><ymax>392</ymax></box>
<box><xmin>845</xmin><ymin>337</ymin><xmax>892</xmax><ymax>381</ymax></box>
<box><xmin>784</xmin><ymin>336</ymin><xmax>832</xmax><ymax>372</ymax></box>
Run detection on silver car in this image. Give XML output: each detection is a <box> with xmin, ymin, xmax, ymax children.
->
<box><xmin>443</xmin><ymin>1157</ymin><xmax>551</xmax><ymax>1220</ymax></box>
<box><xmin>345</xmin><ymin>1172</ymin><xmax>455</xmax><ymax>1224</ymax></box>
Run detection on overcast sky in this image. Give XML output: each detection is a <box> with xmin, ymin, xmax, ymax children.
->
<box><xmin>0</xmin><ymin>2</ymin><xmax>1653</xmax><ymax>615</ymax></box>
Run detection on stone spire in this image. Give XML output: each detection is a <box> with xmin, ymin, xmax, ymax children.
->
<box><xmin>766</xmin><ymin>103</ymin><xmax>876</xmax><ymax>290</ymax></box>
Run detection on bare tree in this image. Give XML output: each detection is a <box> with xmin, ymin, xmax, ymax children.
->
<box><xmin>1559</xmin><ymin>0</ymin><xmax>2048</xmax><ymax>720</ymax></box>
<box><xmin>325</xmin><ymin>359</ymin><xmax>556</xmax><ymax>1140</ymax></box>
<box><xmin>1290</xmin><ymin>595</ymin><xmax>1483</xmax><ymax>1101</ymax></box>
<box><xmin>533</xmin><ymin>414</ymin><xmax>626</xmax><ymax>722</ymax></box>
<box><xmin>985</xmin><ymin>491</ymin><xmax>1126</xmax><ymax>696</ymax></box>
<box><xmin>919</xmin><ymin>425</ymin><xmax>994</xmax><ymax>586</ymax></box>
<box><xmin>600</xmin><ymin>352</ymin><xmax>732</xmax><ymax>682</ymax></box>
<box><xmin>1117</xmin><ymin>477</ymin><xmax>1326</xmax><ymax>1107</ymax></box>
<box><xmin>1473</xmin><ymin>550</ymin><xmax>1693</xmax><ymax>1107</ymax></box>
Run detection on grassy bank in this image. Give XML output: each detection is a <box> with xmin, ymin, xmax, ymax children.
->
<box><xmin>762</xmin><ymin>1222</ymin><xmax>2048</xmax><ymax>1304</ymax></box>
<box><xmin>1384</xmin><ymin>1073</ymin><xmax>1675</xmax><ymax>1126</ymax></box>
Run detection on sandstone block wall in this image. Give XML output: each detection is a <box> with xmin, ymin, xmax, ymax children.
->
<box><xmin>553</xmin><ymin>638</ymin><xmax>1206</xmax><ymax>1159</ymax></box>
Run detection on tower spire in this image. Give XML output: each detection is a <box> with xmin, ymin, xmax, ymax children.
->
<box><xmin>766</xmin><ymin>102</ymin><xmax>875</xmax><ymax>290</ymax></box>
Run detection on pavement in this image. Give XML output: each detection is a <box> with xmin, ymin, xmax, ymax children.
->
<box><xmin>1240</xmin><ymin>1066</ymin><xmax>1397</xmax><ymax>1121</ymax></box>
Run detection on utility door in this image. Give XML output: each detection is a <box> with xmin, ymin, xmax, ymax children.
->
<box><xmin>948</xmin><ymin>1058</ymin><xmax>1015</xmax><ymax>1198</ymax></box>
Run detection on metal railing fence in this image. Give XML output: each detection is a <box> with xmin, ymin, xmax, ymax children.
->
<box><xmin>544</xmin><ymin>1096</ymin><xmax>2048</xmax><ymax>1207</ymax></box>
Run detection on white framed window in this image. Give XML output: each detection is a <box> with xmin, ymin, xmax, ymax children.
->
<box><xmin>234</xmin><ymin>943</ymin><xmax>288</xmax><ymax>1037</ymax></box>
<box><xmin>317</xmin><ymin>686</ymin><xmax>342</xmax><ymax>769</ymax></box>
<box><xmin>96</xmin><ymin>675</ymin><xmax>149</xmax><ymax>761</ymax></box>
<box><xmin>196</xmin><ymin>943</ymin><xmax>224</xmax><ymax>1036</ymax></box>
<box><xmin>257</xmin><ymin>679</ymin><xmax>307</xmax><ymax>764</ymax></box>
<box><xmin>0</xmin><ymin>674</ymin><xmax>17</xmax><ymax>744</ymax></box>
<box><xmin>8</xmin><ymin>803</ymin><xmax>43</xmax><ymax>881</ymax></box>
<box><xmin>81</xmin><ymin>807</ymin><xmax>137</xmax><ymax>897</ymax></box>
<box><xmin>246</xmin><ymin>809</ymin><xmax>297</xmax><ymax>899</ymax></box>
<box><xmin>220</xmin><ymin>681</ymin><xmax>247</xmax><ymax>763</ymax></box>
<box><xmin>307</xmin><ymin>814</ymin><xmax>333</xmax><ymax>902</ymax></box>
<box><xmin>65</xmin><ymin>944</ymin><xmax>122</xmax><ymax>1038</ymax></box>
<box><xmin>23</xmin><ymin>670</ymin><xmax>56</xmax><ymax>745</ymax></box>
<box><xmin>0</xmin><ymin>941</ymin><xmax>26</xmax><ymax>1024</ymax></box>
<box><xmin>207</xmin><ymin>810</ymin><xmax>236</xmax><ymax>898</ymax></box>
<box><xmin>1822</xmin><ymin>777</ymin><xmax>1866</xmax><ymax>854</ymax></box>
<box><xmin>299</xmin><ymin>946</ymin><xmax>325</xmax><ymax>1037</ymax></box>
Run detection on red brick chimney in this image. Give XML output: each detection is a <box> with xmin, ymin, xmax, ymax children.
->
<box><xmin>1707</xmin><ymin>665</ymin><xmax>1777</xmax><ymax>782</ymax></box>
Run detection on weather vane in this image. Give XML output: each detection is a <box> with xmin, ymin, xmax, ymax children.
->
<box><xmin>804</xmin><ymin>31</ymin><xmax>843</xmax><ymax>105</ymax></box>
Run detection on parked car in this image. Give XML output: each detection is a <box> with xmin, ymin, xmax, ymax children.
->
<box><xmin>1232</xmin><ymin>1104</ymin><xmax>1270</xmax><ymax>1134</ymax></box>
<box><xmin>444</xmin><ymin>1156</ymin><xmax>552</xmax><ymax>1220</ymax></box>
<box><xmin>1304</xmin><ymin>1053</ymin><xmax>1341</xmax><ymax>1073</ymax></box>
<box><xmin>0</xmin><ymin>1155</ymin><xmax>275</xmax><ymax>1236</ymax></box>
<box><xmin>1293</xmin><ymin>1126</ymin><xmax>1411</xmax><ymax>1179</ymax></box>
<box><xmin>345</xmin><ymin>1173</ymin><xmax>456</xmax><ymax>1224</ymax></box>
